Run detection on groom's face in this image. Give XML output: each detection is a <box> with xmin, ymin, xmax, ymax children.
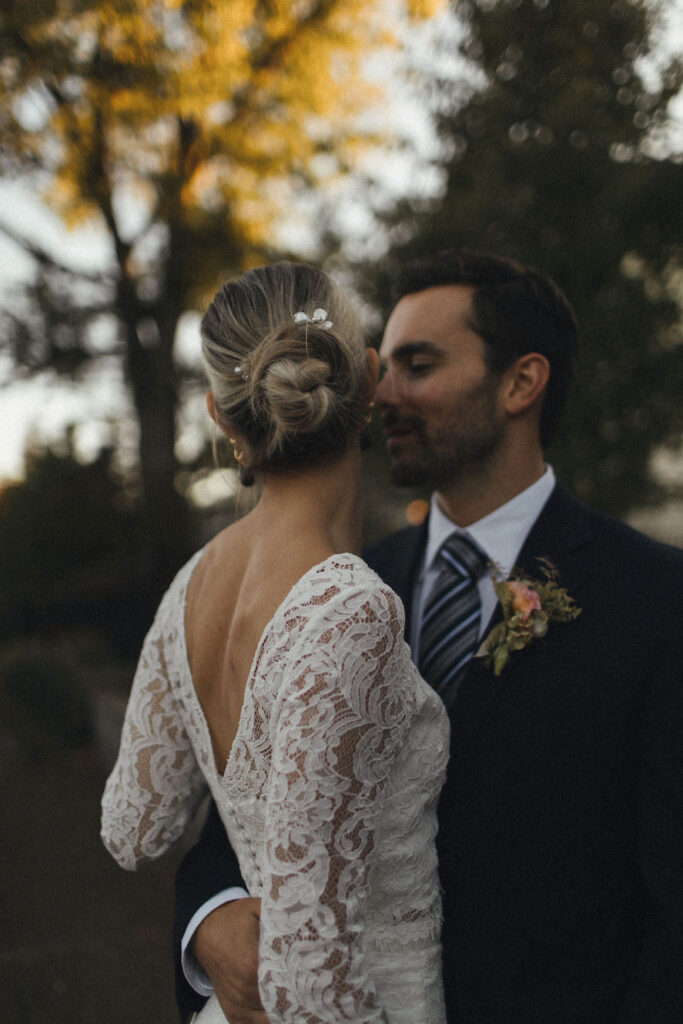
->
<box><xmin>375</xmin><ymin>284</ymin><xmax>506</xmax><ymax>490</ymax></box>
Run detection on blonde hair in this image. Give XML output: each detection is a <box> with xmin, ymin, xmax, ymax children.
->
<box><xmin>201</xmin><ymin>262</ymin><xmax>367</xmax><ymax>480</ymax></box>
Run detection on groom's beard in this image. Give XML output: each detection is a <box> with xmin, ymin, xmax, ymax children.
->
<box><xmin>383</xmin><ymin>386</ymin><xmax>505</xmax><ymax>491</ymax></box>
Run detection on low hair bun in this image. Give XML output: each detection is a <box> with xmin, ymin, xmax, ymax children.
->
<box><xmin>201</xmin><ymin>261</ymin><xmax>367</xmax><ymax>478</ymax></box>
<box><xmin>257</xmin><ymin>357</ymin><xmax>336</xmax><ymax>443</ymax></box>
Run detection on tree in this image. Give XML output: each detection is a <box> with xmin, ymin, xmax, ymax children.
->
<box><xmin>0</xmin><ymin>0</ymin><xmax>442</xmax><ymax>585</ymax></box>
<box><xmin>0</xmin><ymin>434</ymin><xmax>152</xmax><ymax>651</ymax></box>
<box><xmin>376</xmin><ymin>0</ymin><xmax>683</xmax><ymax>515</ymax></box>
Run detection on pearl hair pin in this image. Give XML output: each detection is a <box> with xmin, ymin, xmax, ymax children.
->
<box><xmin>293</xmin><ymin>308</ymin><xmax>333</xmax><ymax>329</ymax></box>
<box><xmin>232</xmin><ymin>307</ymin><xmax>333</xmax><ymax>382</ymax></box>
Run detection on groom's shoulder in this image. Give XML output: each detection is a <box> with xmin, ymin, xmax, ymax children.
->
<box><xmin>603</xmin><ymin>517</ymin><xmax>683</xmax><ymax>596</ymax></box>
<box><xmin>559</xmin><ymin>484</ymin><xmax>683</xmax><ymax>583</ymax></box>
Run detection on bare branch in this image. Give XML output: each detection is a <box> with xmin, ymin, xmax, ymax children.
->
<box><xmin>0</xmin><ymin>219</ymin><xmax>112</xmax><ymax>284</ymax></box>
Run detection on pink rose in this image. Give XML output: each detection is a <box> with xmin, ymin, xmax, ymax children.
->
<box><xmin>507</xmin><ymin>581</ymin><xmax>542</xmax><ymax>621</ymax></box>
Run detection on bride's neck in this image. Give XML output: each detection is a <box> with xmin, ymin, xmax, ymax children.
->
<box><xmin>251</xmin><ymin>445</ymin><xmax>364</xmax><ymax>556</ymax></box>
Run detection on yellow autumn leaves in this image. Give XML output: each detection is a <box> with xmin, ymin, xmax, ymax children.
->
<box><xmin>5</xmin><ymin>0</ymin><xmax>446</xmax><ymax>250</ymax></box>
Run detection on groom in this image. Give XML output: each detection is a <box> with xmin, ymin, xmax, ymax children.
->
<box><xmin>174</xmin><ymin>251</ymin><xmax>683</xmax><ymax>1024</ymax></box>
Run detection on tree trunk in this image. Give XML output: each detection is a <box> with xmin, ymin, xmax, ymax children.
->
<box><xmin>135</xmin><ymin>350</ymin><xmax>190</xmax><ymax>591</ymax></box>
<box><xmin>123</xmin><ymin>281</ymin><xmax>192</xmax><ymax>595</ymax></box>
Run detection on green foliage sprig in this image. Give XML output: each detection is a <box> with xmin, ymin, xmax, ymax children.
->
<box><xmin>479</xmin><ymin>560</ymin><xmax>581</xmax><ymax>676</ymax></box>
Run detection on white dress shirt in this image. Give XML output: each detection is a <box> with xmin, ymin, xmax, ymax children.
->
<box><xmin>183</xmin><ymin>466</ymin><xmax>557</xmax><ymax>995</ymax></box>
<box><xmin>410</xmin><ymin>466</ymin><xmax>556</xmax><ymax>651</ymax></box>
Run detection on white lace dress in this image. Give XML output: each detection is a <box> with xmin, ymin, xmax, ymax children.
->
<box><xmin>101</xmin><ymin>553</ymin><xmax>449</xmax><ymax>1024</ymax></box>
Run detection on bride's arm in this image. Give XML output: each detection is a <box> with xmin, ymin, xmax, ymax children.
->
<box><xmin>100</xmin><ymin>592</ymin><xmax>207</xmax><ymax>869</ymax></box>
<box><xmin>259</xmin><ymin>584</ymin><xmax>415</xmax><ymax>1023</ymax></box>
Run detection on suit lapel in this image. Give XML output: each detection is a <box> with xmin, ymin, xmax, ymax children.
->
<box><xmin>448</xmin><ymin>483</ymin><xmax>594</xmax><ymax>765</ymax></box>
<box><xmin>514</xmin><ymin>482</ymin><xmax>594</xmax><ymax>592</ymax></box>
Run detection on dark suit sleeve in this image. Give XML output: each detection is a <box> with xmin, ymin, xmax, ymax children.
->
<box><xmin>172</xmin><ymin>801</ymin><xmax>246</xmax><ymax>1021</ymax></box>
<box><xmin>621</xmin><ymin>629</ymin><xmax>683</xmax><ymax>1023</ymax></box>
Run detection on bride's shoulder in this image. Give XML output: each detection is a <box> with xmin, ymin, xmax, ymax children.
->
<box><xmin>301</xmin><ymin>553</ymin><xmax>406</xmax><ymax>630</ymax></box>
<box><xmin>304</xmin><ymin>551</ymin><xmax>394</xmax><ymax>591</ymax></box>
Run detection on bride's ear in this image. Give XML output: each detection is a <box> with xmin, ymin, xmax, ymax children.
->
<box><xmin>206</xmin><ymin>391</ymin><xmax>240</xmax><ymax>440</ymax></box>
<box><xmin>206</xmin><ymin>391</ymin><xmax>218</xmax><ymax>424</ymax></box>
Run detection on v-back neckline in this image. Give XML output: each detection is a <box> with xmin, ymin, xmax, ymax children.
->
<box><xmin>180</xmin><ymin>550</ymin><xmax>366</xmax><ymax>780</ymax></box>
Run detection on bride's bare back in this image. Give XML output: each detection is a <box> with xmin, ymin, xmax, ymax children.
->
<box><xmin>185</xmin><ymin>511</ymin><xmax>336</xmax><ymax>774</ymax></box>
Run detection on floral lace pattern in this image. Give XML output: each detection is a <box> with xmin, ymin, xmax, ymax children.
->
<box><xmin>102</xmin><ymin>554</ymin><xmax>449</xmax><ymax>1023</ymax></box>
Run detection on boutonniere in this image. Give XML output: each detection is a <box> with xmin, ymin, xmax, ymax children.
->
<box><xmin>478</xmin><ymin>559</ymin><xmax>581</xmax><ymax>676</ymax></box>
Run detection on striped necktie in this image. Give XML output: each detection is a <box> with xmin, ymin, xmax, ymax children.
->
<box><xmin>418</xmin><ymin>532</ymin><xmax>489</xmax><ymax>704</ymax></box>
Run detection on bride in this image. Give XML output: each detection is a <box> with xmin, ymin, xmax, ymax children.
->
<box><xmin>101</xmin><ymin>262</ymin><xmax>449</xmax><ymax>1023</ymax></box>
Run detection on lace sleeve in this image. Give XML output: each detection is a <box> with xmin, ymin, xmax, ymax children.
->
<box><xmin>100</xmin><ymin>596</ymin><xmax>206</xmax><ymax>871</ymax></box>
<box><xmin>259</xmin><ymin>583</ymin><xmax>417</xmax><ymax>1023</ymax></box>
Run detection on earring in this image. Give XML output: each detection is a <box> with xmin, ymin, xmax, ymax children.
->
<box><xmin>228</xmin><ymin>437</ymin><xmax>247</xmax><ymax>468</ymax></box>
<box><xmin>364</xmin><ymin>401</ymin><xmax>375</xmax><ymax>424</ymax></box>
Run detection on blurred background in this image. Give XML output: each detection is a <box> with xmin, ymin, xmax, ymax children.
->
<box><xmin>1</xmin><ymin>1</ymin><xmax>682</xmax><ymax>1020</ymax></box>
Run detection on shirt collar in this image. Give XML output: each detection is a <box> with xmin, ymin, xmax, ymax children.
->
<box><xmin>423</xmin><ymin>466</ymin><xmax>556</xmax><ymax>577</ymax></box>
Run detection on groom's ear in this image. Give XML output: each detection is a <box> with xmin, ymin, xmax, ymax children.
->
<box><xmin>501</xmin><ymin>353</ymin><xmax>550</xmax><ymax>417</ymax></box>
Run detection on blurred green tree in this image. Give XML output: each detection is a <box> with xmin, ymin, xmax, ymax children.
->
<box><xmin>0</xmin><ymin>0</ymin><xmax>443</xmax><ymax>585</ymax></box>
<box><xmin>374</xmin><ymin>0</ymin><xmax>683</xmax><ymax>514</ymax></box>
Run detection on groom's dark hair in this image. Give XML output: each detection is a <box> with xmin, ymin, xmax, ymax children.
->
<box><xmin>393</xmin><ymin>250</ymin><xmax>578</xmax><ymax>448</ymax></box>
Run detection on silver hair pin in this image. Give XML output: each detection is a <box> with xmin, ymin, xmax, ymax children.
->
<box><xmin>293</xmin><ymin>308</ymin><xmax>333</xmax><ymax>330</ymax></box>
<box><xmin>234</xmin><ymin>365</ymin><xmax>249</xmax><ymax>380</ymax></box>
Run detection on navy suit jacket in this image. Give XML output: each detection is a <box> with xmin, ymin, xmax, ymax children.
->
<box><xmin>174</xmin><ymin>483</ymin><xmax>683</xmax><ymax>1024</ymax></box>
